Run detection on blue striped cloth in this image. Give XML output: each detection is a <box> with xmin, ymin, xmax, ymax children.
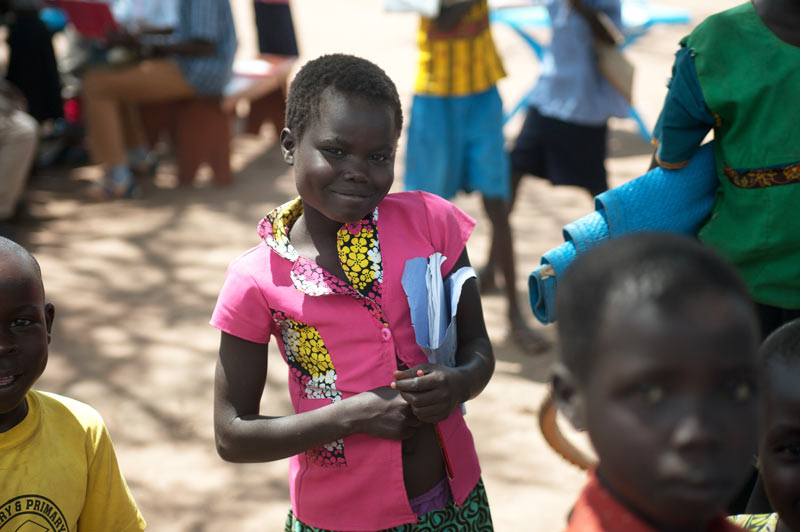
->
<box><xmin>175</xmin><ymin>0</ymin><xmax>237</xmax><ymax>95</ymax></box>
<box><xmin>529</xmin><ymin>142</ymin><xmax>717</xmax><ymax>324</ymax></box>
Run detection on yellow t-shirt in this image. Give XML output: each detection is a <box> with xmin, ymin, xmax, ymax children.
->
<box><xmin>0</xmin><ymin>390</ymin><xmax>146</xmax><ymax>532</ymax></box>
<box><xmin>415</xmin><ymin>0</ymin><xmax>506</xmax><ymax>96</ymax></box>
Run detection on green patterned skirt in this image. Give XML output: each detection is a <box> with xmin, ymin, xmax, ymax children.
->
<box><xmin>284</xmin><ymin>478</ymin><xmax>493</xmax><ymax>532</ymax></box>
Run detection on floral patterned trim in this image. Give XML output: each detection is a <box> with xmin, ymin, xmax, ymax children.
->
<box><xmin>724</xmin><ymin>160</ymin><xmax>800</xmax><ymax>189</ymax></box>
<box><xmin>271</xmin><ymin>310</ymin><xmax>346</xmax><ymax>468</ymax></box>
<box><xmin>729</xmin><ymin>513</ymin><xmax>778</xmax><ymax>532</ymax></box>
<box><xmin>259</xmin><ymin>197</ymin><xmax>303</xmax><ymax>262</ymax></box>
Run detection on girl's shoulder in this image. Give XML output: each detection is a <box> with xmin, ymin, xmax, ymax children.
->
<box><xmin>380</xmin><ymin>190</ymin><xmax>465</xmax><ymax>217</ymax></box>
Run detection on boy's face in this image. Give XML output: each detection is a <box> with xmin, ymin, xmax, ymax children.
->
<box><xmin>759</xmin><ymin>360</ymin><xmax>800</xmax><ymax>532</ymax></box>
<box><xmin>282</xmin><ymin>88</ymin><xmax>398</xmax><ymax>225</ymax></box>
<box><xmin>0</xmin><ymin>255</ymin><xmax>54</xmax><ymax>432</ymax></box>
<box><xmin>579</xmin><ymin>294</ymin><xmax>759</xmax><ymax>530</ymax></box>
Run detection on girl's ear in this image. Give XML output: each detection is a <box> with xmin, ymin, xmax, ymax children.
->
<box><xmin>551</xmin><ymin>363</ymin><xmax>587</xmax><ymax>432</ymax></box>
<box><xmin>280</xmin><ymin>128</ymin><xmax>295</xmax><ymax>165</ymax></box>
<box><xmin>44</xmin><ymin>302</ymin><xmax>55</xmax><ymax>344</ymax></box>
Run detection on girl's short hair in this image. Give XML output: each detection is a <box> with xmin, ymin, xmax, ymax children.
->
<box><xmin>286</xmin><ymin>54</ymin><xmax>403</xmax><ymax>142</ymax></box>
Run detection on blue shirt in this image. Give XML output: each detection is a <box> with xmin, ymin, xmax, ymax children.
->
<box><xmin>528</xmin><ymin>0</ymin><xmax>629</xmax><ymax>126</ymax></box>
<box><xmin>174</xmin><ymin>0</ymin><xmax>237</xmax><ymax>95</ymax></box>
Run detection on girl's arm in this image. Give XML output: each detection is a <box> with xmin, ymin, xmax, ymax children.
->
<box><xmin>392</xmin><ymin>248</ymin><xmax>495</xmax><ymax>423</ymax></box>
<box><xmin>214</xmin><ymin>332</ymin><xmax>423</xmax><ymax>463</ymax></box>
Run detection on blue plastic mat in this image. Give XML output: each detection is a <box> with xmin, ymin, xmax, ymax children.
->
<box><xmin>528</xmin><ymin>143</ymin><xmax>717</xmax><ymax>324</ymax></box>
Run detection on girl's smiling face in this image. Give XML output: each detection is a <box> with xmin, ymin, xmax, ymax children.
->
<box><xmin>282</xmin><ymin>88</ymin><xmax>399</xmax><ymax>227</ymax></box>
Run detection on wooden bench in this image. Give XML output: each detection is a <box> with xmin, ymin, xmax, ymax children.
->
<box><xmin>140</xmin><ymin>55</ymin><xmax>295</xmax><ymax>186</ymax></box>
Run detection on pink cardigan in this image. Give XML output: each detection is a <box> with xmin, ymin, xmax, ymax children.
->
<box><xmin>211</xmin><ymin>191</ymin><xmax>482</xmax><ymax>531</ymax></box>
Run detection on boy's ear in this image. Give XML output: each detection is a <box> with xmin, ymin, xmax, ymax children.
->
<box><xmin>551</xmin><ymin>363</ymin><xmax>587</xmax><ymax>432</ymax></box>
<box><xmin>44</xmin><ymin>302</ymin><xmax>55</xmax><ymax>344</ymax></box>
<box><xmin>280</xmin><ymin>128</ymin><xmax>295</xmax><ymax>165</ymax></box>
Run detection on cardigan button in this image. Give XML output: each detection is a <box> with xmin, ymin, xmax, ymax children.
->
<box><xmin>381</xmin><ymin>327</ymin><xmax>392</xmax><ymax>342</ymax></box>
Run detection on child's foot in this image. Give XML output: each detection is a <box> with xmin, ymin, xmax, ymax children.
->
<box><xmin>511</xmin><ymin>316</ymin><xmax>549</xmax><ymax>354</ymax></box>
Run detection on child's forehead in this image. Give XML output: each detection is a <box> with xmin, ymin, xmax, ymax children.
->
<box><xmin>593</xmin><ymin>297</ymin><xmax>757</xmax><ymax>373</ymax></box>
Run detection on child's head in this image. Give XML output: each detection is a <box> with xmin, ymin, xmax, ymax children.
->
<box><xmin>757</xmin><ymin>319</ymin><xmax>800</xmax><ymax>532</ymax></box>
<box><xmin>281</xmin><ymin>54</ymin><xmax>404</xmax><ymax>225</ymax></box>
<box><xmin>0</xmin><ymin>237</ymin><xmax>54</xmax><ymax>432</ymax></box>
<box><xmin>553</xmin><ymin>233</ymin><xmax>760</xmax><ymax>530</ymax></box>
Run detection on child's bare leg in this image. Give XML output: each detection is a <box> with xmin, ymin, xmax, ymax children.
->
<box><xmin>479</xmin><ymin>170</ymin><xmax>524</xmax><ymax>293</ymax></box>
<box><xmin>482</xmin><ymin>195</ymin><xmax>548</xmax><ymax>353</ymax></box>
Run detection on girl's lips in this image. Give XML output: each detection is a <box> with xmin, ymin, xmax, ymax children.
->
<box><xmin>0</xmin><ymin>374</ymin><xmax>20</xmax><ymax>388</ymax></box>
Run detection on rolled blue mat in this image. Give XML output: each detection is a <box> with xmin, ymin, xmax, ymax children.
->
<box><xmin>528</xmin><ymin>241</ymin><xmax>577</xmax><ymax>325</ymax></box>
<box><xmin>562</xmin><ymin>209</ymin><xmax>610</xmax><ymax>253</ymax></box>
<box><xmin>595</xmin><ymin>142</ymin><xmax>717</xmax><ymax>236</ymax></box>
<box><xmin>529</xmin><ymin>142</ymin><xmax>717</xmax><ymax>325</ymax></box>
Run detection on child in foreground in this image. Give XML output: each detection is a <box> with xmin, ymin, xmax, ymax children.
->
<box><xmin>731</xmin><ymin>319</ymin><xmax>800</xmax><ymax>532</ymax></box>
<box><xmin>211</xmin><ymin>54</ymin><xmax>495</xmax><ymax>531</ymax></box>
<box><xmin>0</xmin><ymin>237</ymin><xmax>146</xmax><ymax>531</ymax></box>
<box><xmin>552</xmin><ymin>233</ymin><xmax>760</xmax><ymax>532</ymax></box>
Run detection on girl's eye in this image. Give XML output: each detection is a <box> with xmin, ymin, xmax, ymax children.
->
<box><xmin>10</xmin><ymin>318</ymin><xmax>33</xmax><ymax>328</ymax></box>
<box><xmin>634</xmin><ymin>383</ymin><xmax>665</xmax><ymax>405</ymax></box>
<box><xmin>323</xmin><ymin>147</ymin><xmax>344</xmax><ymax>156</ymax></box>
<box><xmin>725</xmin><ymin>379</ymin><xmax>753</xmax><ymax>402</ymax></box>
<box><xmin>370</xmin><ymin>153</ymin><xmax>391</xmax><ymax>162</ymax></box>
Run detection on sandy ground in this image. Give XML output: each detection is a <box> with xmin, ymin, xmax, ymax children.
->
<box><xmin>8</xmin><ymin>0</ymin><xmax>739</xmax><ymax>530</ymax></box>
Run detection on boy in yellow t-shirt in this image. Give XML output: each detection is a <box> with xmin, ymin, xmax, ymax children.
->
<box><xmin>0</xmin><ymin>237</ymin><xmax>146</xmax><ymax>531</ymax></box>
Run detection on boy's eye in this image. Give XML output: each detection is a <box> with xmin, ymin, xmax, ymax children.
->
<box><xmin>10</xmin><ymin>318</ymin><xmax>33</xmax><ymax>328</ymax></box>
<box><xmin>634</xmin><ymin>383</ymin><xmax>665</xmax><ymax>405</ymax></box>
<box><xmin>775</xmin><ymin>444</ymin><xmax>800</xmax><ymax>458</ymax></box>
<box><xmin>322</xmin><ymin>147</ymin><xmax>344</xmax><ymax>156</ymax></box>
<box><xmin>370</xmin><ymin>153</ymin><xmax>392</xmax><ymax>163</ymax></box>
<box><xmin>725</xmin><ymin>379</ymin><xmax>753</xmax><ymax>402</ymax></box>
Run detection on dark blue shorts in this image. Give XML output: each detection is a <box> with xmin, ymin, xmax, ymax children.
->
<box><xmin>510</xmin><ymin>106</ymin><xmax>608</xmax><ymax>194</ymax></box>
<box><xmin>253</xmin><ymin>2</ymin><xmax>299</xmax><ymax>56</ymax></box>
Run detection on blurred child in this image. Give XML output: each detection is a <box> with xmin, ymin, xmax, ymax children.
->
<box><xmin>731</xmin><ymin>319</ymin><xmax>800</xmax><ymax>532</ymax></box>
<box><xmin>552</xmin><ymin>232</ymin><xmax>760</xmax><ymax>532</ymax></box>
<box><xmin>403</xmin><ymin>0</ymin><xmax>547</xmax><ymax>353</ymax></box>
<box><xmin>211</xmin><ymin>54</ymin><xmax>495</xmax><ymax>531</ymax></box>
<box><xmin>652</xmin><ymin>0</ymin><xmax>800</xmax><ymax>339</ymax></box>
<box><xmin>0</xmin><ymin>237</ymin><xmax>146</xmax><ymax>531</ymax></box>
<box><xmin>508</xmin><ymin>0</ymin><xmax>627</xmax><ymax>199</ymax></box>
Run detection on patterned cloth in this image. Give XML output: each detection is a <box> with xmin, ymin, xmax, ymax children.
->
<box><xmin>565</xmin><ymin>471</ymin><xmax>746</xmax><ymax>532</ymax></box>
<box><xmin>284</xmin><ymin>479</ymin><xmax>493</xmax><ymax>532</ymax></box>
<box><xmin>211</xmin><ymin>191</ymin><xmax>483</xmax><ymax>531</ymax></box>
<box><xmin>729</xmin><ymin>514</ymin><xmax>779</xmax><ymax>532</ymax></box>
<box><xmin>414</xmin><ymin>0</ymin><xmax>505</xmax><ymax>96</ymax></box>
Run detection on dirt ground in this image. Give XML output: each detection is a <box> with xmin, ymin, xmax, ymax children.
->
<box><xmin>7</xmin><ymin>0</ymin><xmax>739</xmax><ymax>530</ymax></box>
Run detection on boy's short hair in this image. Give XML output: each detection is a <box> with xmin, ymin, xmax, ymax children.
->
<box><xmin>0</xmin><ymin>237</ymin><xmax>42</xmax><ymax>286</ymax></box>
<box><xmin>286</xmin><ymin>54</ymin><xmax>403</xmax><ymax>141</ymax></box>
<box><xmin>759</xmin><ymin>318</ymin><xmax>800</xmax><ymax>371</ymax></box>
<box><xmin>556</xmin><ymin>232</ymin><xmax>754</xmax><ymax>379</ymax></box>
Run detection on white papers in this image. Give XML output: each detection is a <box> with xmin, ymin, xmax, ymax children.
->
<box><xmin>402</xmin><ymin>253</ymin><xmax>477</xmax><ymax>369</ymax></box>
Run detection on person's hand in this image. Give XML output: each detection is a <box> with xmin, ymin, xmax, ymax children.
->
<box><xmin>350</xmin><ymin>386</ymin><xmax>423</xmax><ymax>440</ymax></box>
<box><xmin>391</xmin><ymin>364</ymin><xmax>464</xmax><ymax>424</ymax></box>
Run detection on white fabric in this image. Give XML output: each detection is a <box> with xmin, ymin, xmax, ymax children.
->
<box><xmin>0</xmin><ymin>109</ymin><xmax>37</xmax><ymax>219</ymax></box>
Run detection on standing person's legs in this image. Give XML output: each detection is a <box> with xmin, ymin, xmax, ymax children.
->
<box><xmin>466</xmin><ymin>88</ymin><xmax>548</xmax><ymax>353</ymax></box>
<box><xmin>82</xmin><ymin>60</ymin><xmax>195</xmax><ymax>197</ymax></box>
<box><xmin>0</xmin><ymin>110</ymin><xmax>38</xmax><ymax>236</ymax></box>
